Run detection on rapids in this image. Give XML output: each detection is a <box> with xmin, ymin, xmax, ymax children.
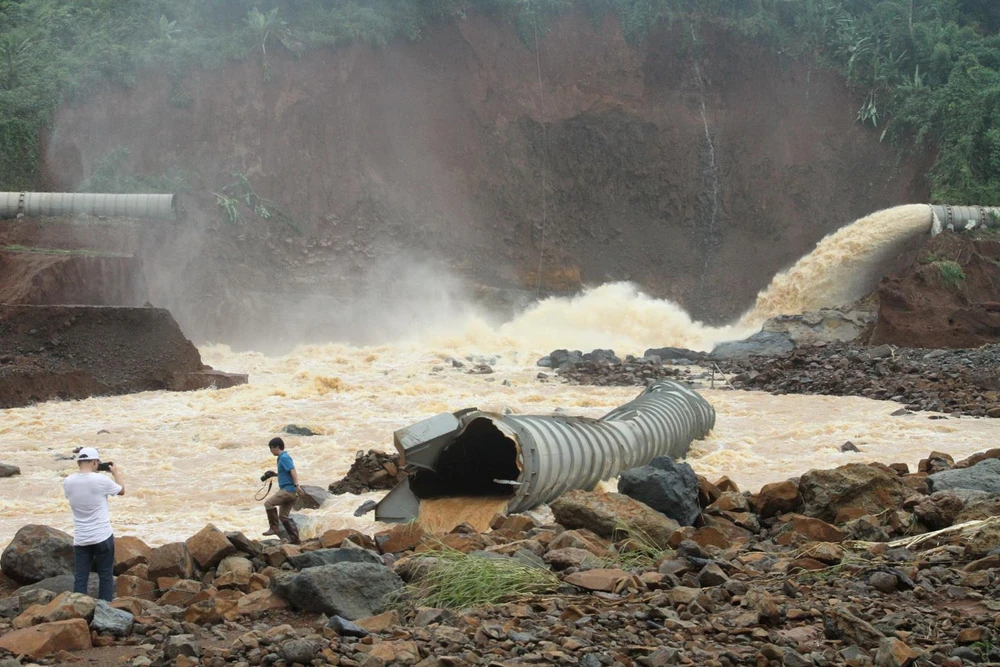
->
<box><xmin>4</xmin><ymin>204</ymin><xmax>989</xmax><ymax>550</ymax></box>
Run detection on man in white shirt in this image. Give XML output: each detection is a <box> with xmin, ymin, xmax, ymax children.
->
<box><xmin>63</xmin><ymin>447</ymin><xmax>125</xmax><ymax>601</ymax></box>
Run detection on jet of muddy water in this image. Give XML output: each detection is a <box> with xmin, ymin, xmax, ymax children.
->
<box><xmin>738</xmin><ymin>204</ymin><xmax>934</xmax><ymax>326</ymax></box>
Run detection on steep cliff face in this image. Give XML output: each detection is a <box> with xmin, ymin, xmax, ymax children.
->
<box><xmin>44</xmin><ymin>10</ymin><xmax>929</xmax><ymax>338</ymax></box>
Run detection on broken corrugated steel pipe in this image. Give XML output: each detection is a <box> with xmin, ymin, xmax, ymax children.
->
<box><xmin>0</xmin><ymin>192</ymin><xmax>178</xmax><ymax>219</ymax></box>
<box><xmin>374</xmin><ymin>379</ymin><xmax>716</xmax><ymax>523</ymax></box>
<box><xmin>930</xmin><ymin>205</ymin><xmax>1000</xmax><ymax>235</ymax></box>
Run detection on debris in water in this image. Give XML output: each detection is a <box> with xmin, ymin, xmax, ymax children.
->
<box><xmin>329</xmin><ymin>449</ymin><xmax>407</xmax><ymax>495</ymax></box>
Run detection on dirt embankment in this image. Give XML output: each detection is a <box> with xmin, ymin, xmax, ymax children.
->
<box><xmin>0</xmin><ymin>218</ymin><xmax>147</xmax><ymax>307</ymax></box>
<box><xmin>0</xmin><ymin>305</ymin><xmax>246</xmax><ymax>409</ymax></box>
<box><xmin>44</xmin><ymin>9</ymin><xmax>929</xmax><ymax>341</ymax></box>
<box><xmin>867</xmin><ymin>232</ymin><xmax>1000</xmax><ymax>349</ymax></box>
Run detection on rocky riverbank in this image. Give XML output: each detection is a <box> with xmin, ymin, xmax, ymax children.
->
<box><xmin>547</xmin><ymin>342</ymin><xmax>1000</xmax><ymax>419</ymax></box>
<box><xmin>4</xmin><ymin>447</ymin><xmax>1000</xmax><ymax>666</ymax></box>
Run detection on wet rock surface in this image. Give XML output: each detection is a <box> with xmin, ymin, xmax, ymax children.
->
<box><xmin>5</xmin><ymin>452</ymin><xmax>1000</xmax><ymax>666</ymax></box>
<box><xmin>560</xmin><ymin>341</ymin><xmax>1000</xmax><ymax>418</ymax></box>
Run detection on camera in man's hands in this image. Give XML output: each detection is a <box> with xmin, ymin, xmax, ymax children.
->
<box><xmin>97</xmin><ymin>461</ymin><xmax>113</xmax><ymax>472</ymax></box>
<box><xmin>260</xmin><ymin>470</ymin><xmax>277</xmax><ymax>482</ymax></box>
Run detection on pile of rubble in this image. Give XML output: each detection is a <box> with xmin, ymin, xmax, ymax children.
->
<box><xmin>538</xmin><ymin>348</ymin><xmax>706</xmax><ymax>388</ymax></box>
<box><xmin>549</xmin><ymin>342</ymin><xmax>1000</xmax><ymax>418</ymax></box>
<box><xmin>3</xmin><ymin>449</ymin><xmax>1000</xmax><ymax>666</ymax></box>
<box><xmin>716</xmin><ymin>343</ymin><xmax>1000</xmax><ymax>417</ymax></box>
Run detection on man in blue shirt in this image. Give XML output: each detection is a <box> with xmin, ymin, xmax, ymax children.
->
<box><xmin>262</xmin><ymin>437</ymin><xmax>303</xmax><ymax>544</ymax></box>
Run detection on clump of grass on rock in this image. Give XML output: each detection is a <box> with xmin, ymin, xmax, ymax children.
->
<box><xmin>396</xmin><ymin>546</ymin><xmax>561</xmax><ymax>610</ymax></box>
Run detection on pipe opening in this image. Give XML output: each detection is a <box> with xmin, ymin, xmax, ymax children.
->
<box><xmin>409</xmin><ymin>417</ymin><xmax>519</xmax><ymax>500</ymax></box>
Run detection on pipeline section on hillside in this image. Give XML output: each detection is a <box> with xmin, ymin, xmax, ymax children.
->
<box><xmin>930</xmin><ymin>205</ymin><xmax>1000</xmax><ymax>235</ymax></box>
<box><xmin>374</xmin><ymin>379</ymin><xmax>716</xmax><ymax>523</ymax></box>
<box><xmin>0</xmin><ymin>193</ymin><xmax>178</xmax><ymax>219</ymax></box>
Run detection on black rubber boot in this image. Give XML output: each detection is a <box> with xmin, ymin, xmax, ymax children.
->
<box><xmin>263</xmin><ymin>508</ymin><xmax>280</xmax><ymax>536</ymax></box>
<box><xmin>281</xmin><ymin>517</ymin><xmax>301</xmax><ymax>545</ymax></box>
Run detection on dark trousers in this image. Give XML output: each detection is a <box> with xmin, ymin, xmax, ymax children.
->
<box><xmin>73</xmin><ymin>534</ymin><xmax>115</xmax><ymax>601</ymax></box>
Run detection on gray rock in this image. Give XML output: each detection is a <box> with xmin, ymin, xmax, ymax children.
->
<box><xmin>583</xmin><ymin>349</ymin><xmax>620</xmax><ymax>364</ymax></box>
<box><xmin>868</xmin><ymin>572</ymin><xmax>898</xmax><ymax>593</ymax></box>
<box><xmin>929</xmin><ymin>459</ymin><xmax>1000</xmax><ymax>493</ymax></box>
<box><xmin>287</xmin><ymin>547</ymin><xmax>383</xmax><ymax>570</ymax></box>
<box><xmin>327</xmin><ymin>615</ymin><xmax>369</xmax><ymax>637</ymax></box>
<box><xmin>17</xmin><ymin>573</ymin><xmax>99</xmax><ymax>600</ymax></box>
<box><xmin>710</xmin><ymin>331</ymin><xmax>794</xmax><ymax>360</ymax></box>
<box><xmin>281</xmin><ymin>639</ymin><xmax>317</xmax><ymax>663</ymax></box>
<box><xmin>0</xmin><ymin>595</ymin><xmax>19</xmax><ymax>618</ymax></box>
<box><xmin>0</xmin><ymin>463</ymin><xmax>20</xmax><ymax>478</ymax></box>
<box><xmin>271</xmin><ymin>562</ymin><xmax>403</xmax><ymax>620</ymax></box>
<box><xmin>293</xmin><ymin>485</ymin><xmax>331</xmax><ymax>511</ymax></box>
<box><xmin>164</xmin><ymin>634</ymin><xmax>201</xmax><ymax>659</ymax></box>
<box><xmin>0</xmin><ymin>524</ymin><xmax>74</xmax><ymax>584</ymax></box>
<box><xmin>618</xmin><ymin>456</ymin><xmax>701</xmax><ymax>527</ymax></box>
<box><xmin>282</xmin><ymin>424</ymin><xmax>317</xmax><ymax>436</ymax></box>
<box><xmin>869</xmin><ymin>344</ymin><xmax>894</xmax><ymax>359</ymax></box>
<box><xmin>782</xmin><ymin>649</ymin><xmax>814</xmax><ymax>667</ymax></box>
<box><xmin>91</xmin><ymin>599</ymin><xmax>134</xmax><ymax>636</ymax></box>
<box><xmin>643</xmin><ymin>347</ymin><xmax>704</xmax><ymax>362</ymax></box>
<box><xmin>544</xmin><ymin>349</ymin><xmax>583</xmax><ymax>369</ymax></box>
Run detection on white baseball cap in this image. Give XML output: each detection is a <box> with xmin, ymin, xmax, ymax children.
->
<box><xmin>76</xmin><ymin>447</ymin><xmax>101</xmax><ymax>462</ymax></box>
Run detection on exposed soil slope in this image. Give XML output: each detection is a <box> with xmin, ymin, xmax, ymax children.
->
<box><xmin>0</xmin><ymin>305</ymin><xmax>246</xmax><ymax>409</ymax></box>
<box><xmin>868</xmin><ymin>232</ymin><xmax>1000</xmax><ymax>349</ymax></box>
<box><xmin>44</xmin><ymin>10</ymin><xmax>929</xmax><ymax>340</ymax></box>
<box><xmin>0</xmin><ymin>252</ymin><xmax>145</xmax><ymax>306</ymax></box>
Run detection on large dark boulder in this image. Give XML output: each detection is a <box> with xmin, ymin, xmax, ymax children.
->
<box><xmin>536</xmin><ymin>349</ymin><xmax>583</xmax><ymax>369</ymax></box>
<box><xmin>0</xmin><ymin>463</ymin><xmax>20</xmax><ymax>478</ymax></box>
<box><xmin>617</xmin><ymin>456</ymin><xmax>701</xmax><ymax>527</ymax></box>
<box><xmin>929</xmin><ymin>459</ymin><xmax>1000</xmax><ymax>494</ymax></box>
<box><xmin>287</xmin><ymin>548</ymin><xmax>383</xmax><ymax>570</ymax></box>
<box><xmin>0</xmin><ymin>525</ymin><xmax>74</xmax><ymax>584</ymax></box>
<box><xmin>271</xmin><ymin>562</ymin><xmax>402</xmax><ymax>620</ymax></box>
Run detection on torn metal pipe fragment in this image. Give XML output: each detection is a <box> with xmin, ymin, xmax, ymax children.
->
<box><xmin>374</xmin><ymin>379</ymin><xmax>716</xmax><ymax>524</ymax></box>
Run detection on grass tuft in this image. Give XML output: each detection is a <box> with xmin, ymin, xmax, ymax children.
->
<box><xmin>395</xmin><ymin>546</ymin><xmax>561</xmax><ymax>610</ymax></box>
<box><xmin>611</xmin><ymin>521</ymin><xmax>672</xmax><ymax>569</ymax></box>
<box><xmin>933</xmin><ymin>260</ymin><xmax>966</xmax><ymax>287</ymax></box>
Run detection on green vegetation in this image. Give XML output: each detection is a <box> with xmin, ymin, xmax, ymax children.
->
<box><xmin>934</xmin><ymin>259</ymin><xmax>966</xmax><ymax>286</ymax></box>
<box><xmin>396</xmin><ymin>546</ymin><xmax>561</xmax><ymax>609</ymax></box>
<box><xmin>0</xmin><ymin>0</ymin><xmax>999</xmax><ymax>204</ymax></box>
<box><xmin>212</xmin><ymin>171</ymin><xmax>301</xmax><ymax>233</ymax></box>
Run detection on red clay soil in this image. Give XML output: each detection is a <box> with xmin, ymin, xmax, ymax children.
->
<box><xmin>43</xmin><ymin>9</ymin><xmax>930</xmax><ymax>333</ymax></box>
<box><xmin>867</xmin><ymin>232</ymin><xmax>1000</xmax><ymax>349</ymax></box>
<box><xmin>0</xmin><ymin>251</ymin><xmax>146</xmax><ymax>306</ymax></box>
<box><xmin>0</xmin><ymin>305</ymin><xmax>246</xmax><ymax>409</ymax></box>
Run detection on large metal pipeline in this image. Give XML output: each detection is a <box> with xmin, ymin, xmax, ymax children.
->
<box><xmin>374</xmin><ymin>379</ymin><xmax>716</xmax><ymax>524</ymax></box>
<box><xmin>0</xmin><ymin>192</ymin><xmax>178</xmax><ymax>219</ymax></box>
<box><xmin>930</xmin><ymin>204</ymin><xmax>1000</xmax><ymax>235</ymax></box>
